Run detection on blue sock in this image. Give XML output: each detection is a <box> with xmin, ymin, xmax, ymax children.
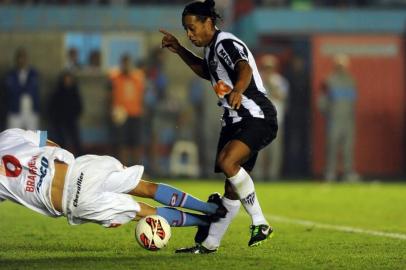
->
<box><xmin>154</xmin><ymin>183</ymin><xmax>217</xmax><ymax>214</ymax></box>
<box><xmin>156</xmin><ymin>207</ymin><xmax>209</xmax><ymax>227</ymax></box>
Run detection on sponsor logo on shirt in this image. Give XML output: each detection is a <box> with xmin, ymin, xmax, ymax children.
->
<box><xmin>26</xmin><ymin>155</ymin><xmax>39</xmax><ymax>192</ymax></box>
<box><xmin>73</xmin><ymin>172</ymin><xmax>84</xmax><ymax>207</ymax></box>
<box><xmin>35</xmin><ymin>157</ymin><xmax>49</xmax><ymax>192</ymax></box>
<box><xmin>219</xmin><ymin>48</ymin><xmax>233</xmax><ymax>67</ymax></box>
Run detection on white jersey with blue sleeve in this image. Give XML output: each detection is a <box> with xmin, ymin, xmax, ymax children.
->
<box><xmin>0</xmin><ymin>128</ymin><xmax>75</xmax><ymax>217</ymax></box>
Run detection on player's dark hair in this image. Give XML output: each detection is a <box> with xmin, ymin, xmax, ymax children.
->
<box><xmin>182</xmin><ymin>0</ymin><xmax>222</xmax><ymax>26</ymax></box>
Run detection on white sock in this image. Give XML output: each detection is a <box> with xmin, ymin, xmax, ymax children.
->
<box><xmin>228</xmin><ymin>167</ymin><xmax>268</xmax><ymax>226</ymax></box>
<box><xmin>202</xmin><ymin>197</ymin><xmax>240</xmax><ymax>250</ymax></box>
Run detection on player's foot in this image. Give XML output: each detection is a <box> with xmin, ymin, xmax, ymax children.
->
<box><xmin>194</xmin><ymin>224</ymin><xmax>210</xmax><ymax>244</ymax></box>
<box><xmin>175</xmin><ymin>243</ymin><xmax>217</xmax><ymax>254</ymax></box>
<box><xmin>207</xmin><ymin>192</ymin><xmax>227</xmax><ymax>222</ymax></box>
<box><xmin>248</xmin><ymin>224</ymin><xmax>273</xmax><ymax>247</ymax></box>
<box><xmin>195</xmin><ymin>193</ymin><xmax>227</xmax><ymax>244</ymax></box>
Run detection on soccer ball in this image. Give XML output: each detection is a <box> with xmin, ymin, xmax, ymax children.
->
<box><xmin>135</xmin><ymin>215</ymin><xmax>171</xmax><ymax>251</ymax></box>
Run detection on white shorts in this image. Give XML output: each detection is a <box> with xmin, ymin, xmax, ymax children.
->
<box><xmin>62</xmin><ymin>155</ymin><xmax>144</xmax><ymax>227</ymax></box>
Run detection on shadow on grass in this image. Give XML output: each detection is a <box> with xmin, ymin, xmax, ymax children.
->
<box><xmin>0</xmin><ymin>253</ymin><xmax>261</xmax><ymax>270</ymax></box>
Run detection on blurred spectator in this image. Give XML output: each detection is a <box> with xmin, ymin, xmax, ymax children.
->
<box><xmin>284</xmin><ymin>55</ymin><xmax>311</xmax><ymax>176</ymax></box>
<box><xmin>256</xmin><ymin>54</ymin><xmax>289</xmax><ymax>180</ymax></box>
<box><xmin>1</xmin><ymin>0</ymin><xmax>404</xmax><ymax>8</ymax></box>
<box><xmin>188</xmin><ymin>77</ymin><xmax>207</xmax><ymax>176</ymax></box>
<box><xmin>0</xmin><ymin>79</ymin><xmax>6</xmax><ymax>131</ymax></box>
<box><xmin>143</xmin><ymin>48</ymin><xmax>171</xmax><ymax>176</ymax></box>
<box><xmin>213</xmin><ymin>0</ymin><xmax>234</xmax><ymax>28</ymax></box>
<box><xmin>65</xmin><ymin>47</ymin><xmax>81</xmax><ymax>71</ymax></box>
<box><xmin>0</xmin><ymin>0</ymin><xmax>404</xmax><ymax>7</ymax></box>
<box><xmin>0</xmin><ymin>0</ymin><xmax>109</xmax><ymax>4</ymax></box>
<box><xmin>4</xmin><ymin>48</ymin><xmax>40</xmax><ymax>130</ymax></box>
<box><xmin>109</xmin><ymin>53</ymin><xmax>145</xmax><ymax>166</ymax></box>
<box><xmin>147</xmin><ymin>48</ymin><xmax>168</xmax><ymax>103</ymax></box>
<box><xmin>318</xmin><ymin>54</ymin><xmax>359</xmax><ymax>182</ymax></box>
<box><xmin>87</xmin><ymin>49</ymin><xmax>101</xmax><ymax>70</ymax></box>
<box><xmin>48</xmin><ymin>70</ymin><xmax>83</xmax><ymax>155</ymax></box>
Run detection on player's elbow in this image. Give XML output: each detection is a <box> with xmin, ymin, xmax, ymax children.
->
<box><xmin>236</xmin><ymin>60</ymin><xmax>252</xmax><ymax>73</ymax></box>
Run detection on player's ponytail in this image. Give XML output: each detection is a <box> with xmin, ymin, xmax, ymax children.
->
<box><xmin>182</xmin><ymin>0</ymin><xmax>222</xmax><ymax>25</ymax></box>
<box><xmin>204</xmin><ymin>0</ymin><xmax>215</xmax><ymax>9</ymax></box>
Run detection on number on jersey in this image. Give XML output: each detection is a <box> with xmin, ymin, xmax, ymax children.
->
<box><xmin>1</xmin><ymin>155</ymin><xmax>22</xmax><ymax>177</ymax></box>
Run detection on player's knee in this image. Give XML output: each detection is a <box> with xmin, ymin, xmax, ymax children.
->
<box><xmin>145</xmin><ymin>181</ymin><xmax>158</xmax><ymax>197</ymax></box>
<box><xmin>217</xmin><ymin>155</ymin><xmax>239</xmax><ymax>177</ymax></box>
<box><xmin>135</xmin><ymin>180</ymin><xmax>158</xmax><ymax>198</ymax></box>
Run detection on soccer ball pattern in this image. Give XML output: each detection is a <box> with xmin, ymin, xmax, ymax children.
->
<box><xmin>135</xmin><ymin>215</ymin><xmax>171</xmax><ymax>251</ymax></box>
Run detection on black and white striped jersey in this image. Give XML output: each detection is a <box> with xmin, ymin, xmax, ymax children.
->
<box><xmin>204</xmin><ymin>30</ymin><xmax>276</xmax><ymax>126</ymax></box>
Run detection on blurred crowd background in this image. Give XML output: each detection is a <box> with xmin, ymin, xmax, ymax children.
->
<box><xmin>0</xmin><ymin>0</ymin><xmax>405</xmax><ymax>8</ymax></box>
<box><xmin>0</xmin><ymin>0</ymin><xmax>405</xmax><ymax>181</ymax></box>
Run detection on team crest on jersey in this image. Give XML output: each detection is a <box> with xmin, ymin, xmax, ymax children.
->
<box><xmin>238</xmin><ymin>48</ymin><xmax>247</xmax><ymax>59</ymax></box>
<box><xmin>209</xmin><ymin>59</ymin><xmax>218</xmax><ymax>73</ymax></box>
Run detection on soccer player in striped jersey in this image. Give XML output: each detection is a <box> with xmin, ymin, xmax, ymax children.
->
<box><xmin>160</xmin><ymin>0</ymin><xmax>277</xmax><ymax>254</ymax></box>
<box><xmin>0</xmin><ymin>128</ymin><xmax>226</xmax><ymax>230</ymax></box>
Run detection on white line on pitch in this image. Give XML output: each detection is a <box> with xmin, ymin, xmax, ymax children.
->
<box><xmin>266</xmin><ymin>214</ymin><xmax>406</xmax><ymax>240</ymax></box>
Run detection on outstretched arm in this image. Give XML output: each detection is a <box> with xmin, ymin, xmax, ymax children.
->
<box><xmin>160</xmin><ymin>29</ymin><xmax>210</xmax><ymax>80</ymax></box>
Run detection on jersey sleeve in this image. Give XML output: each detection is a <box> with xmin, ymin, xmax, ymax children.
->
<box><xmin>216</xmin><ymin>39</ymin><xmax>249</xmax><ymax>70</ymax></box>
<box><xmin>2</xmin><ymin>128</ymin><xmax>48</xmax><ymax>147</ymax></box>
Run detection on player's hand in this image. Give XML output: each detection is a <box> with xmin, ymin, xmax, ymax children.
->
<box><xmin>228</xmin><ymin>90</ymin><xmax>242</xmax><ymax>110</ymax></box>
<box><xmin>213</xmin><ymin>80</ymin><xmax>232</xmax><ymax>98</ymax></box>
<box><xmin>159</xmin><ymin>29</ymin><xmax>181</xmax><ymax>54</ymax></box>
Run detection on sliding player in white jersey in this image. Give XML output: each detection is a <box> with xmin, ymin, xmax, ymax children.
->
<box><xmin>0</xmin><ymin>128</ymin><xmax>226</xmax><ymax>229</ymax></box>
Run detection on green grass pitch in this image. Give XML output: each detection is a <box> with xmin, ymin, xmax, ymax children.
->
<box><xmin>0</xmin><ymin>180</ymin><xmax>405</xmax><ymax>270</ymax></box>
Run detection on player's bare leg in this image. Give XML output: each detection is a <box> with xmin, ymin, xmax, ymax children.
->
<box><xmin>177</xmin><ymin>140</ymin><xmax>272</xmax><ymax>253</ymax></box>
<box><xmin>128</xmin><ymin>180</ymin><xmax>158</xmax><ymax>198</ymax></box>
<box><xmin>135</xmin><ymin>202</ymin><xmax>157</xmax><ymax>220</ymax></box>
<box><xmin>219</xmin><ymin>140</ymin><xmax>272</xmax><ymax>246</ymax></box>
<box><xmin>217</xmin><ymin>140</ymin><xmax>272</xmax><ymax>246</ymax></box>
